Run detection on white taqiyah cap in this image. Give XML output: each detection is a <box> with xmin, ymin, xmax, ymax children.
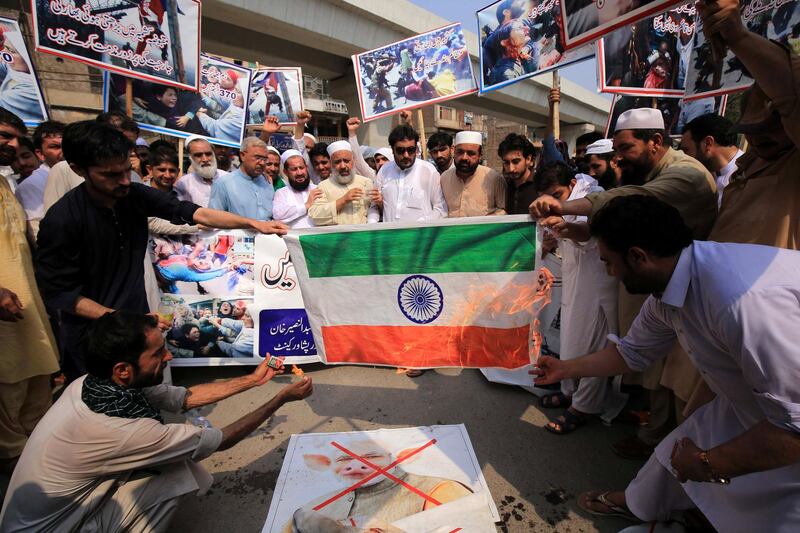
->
<box><xmin>376</xmin><ymin>147</ymin><xmax>393</xmax><ymax>160</ymax></box>
<box><xmin>615</xmin><ymin>108</ymin><xmax>665</xmax><ymax>132</ymax></box>
<box><xmin>280</xmin><ymin>149</ymin><xmax>303</xmax><ymax>167</ymax></box>
<box><xmin>267</xmin><ymin>146</ymin><xmax>280</xmax><ymax>156</ymax></box>
<box><xmin>454</xmin><ymin>131</ymin><xmax>483</xmax><ymax>146</ymax></box>
<box><xmin>327</xmin><ymin>140</ymin><xmax>352</xmax><ymax>157</ymax></box>
<box><xmin>303</xmin><ymin>132</ymin><xmax>317</xmax><ymax>143</ymax></box>
<box><xmin>585</xmin><ymin>139</ymin><xmax>614</xmax><ymax>155</ymax></box>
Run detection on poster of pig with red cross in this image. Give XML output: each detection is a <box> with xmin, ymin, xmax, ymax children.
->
<box><xmin>262</xmin><ymin>425</ymin><xmax>500</xmax><ymax>532</ymax></box>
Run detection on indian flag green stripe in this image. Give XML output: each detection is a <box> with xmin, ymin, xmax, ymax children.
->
<box><xmin>299</xmin><ymin>222</ymin><xmax>536</xmax><ymax>278</ymax></box>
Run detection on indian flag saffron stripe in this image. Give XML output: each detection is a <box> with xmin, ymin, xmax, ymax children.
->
<box><xmin>298</xmin><ymin>221</ymin><xmax>536</xmax><ymax>278</ymax></box>
<box><xmin>283</xmin><ymin>215</ymin><xmax>547</xmax><ymax>369</ymax></box>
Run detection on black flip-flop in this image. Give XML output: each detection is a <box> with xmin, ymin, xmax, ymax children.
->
<box><xmin>545</xmin><ymin>409</ymin><xmax>586</xmax><ymax>435</ymax></box>
<box><xmin>539</xmin><ymin>392</ymin><xmax>572</xmax><ymax>409</ymax></box>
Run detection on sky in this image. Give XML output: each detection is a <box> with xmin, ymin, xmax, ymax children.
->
<box><xmin>407</xmin><ymin>0</ymin><xmax>601</xmax><ymax>93</ymax></box>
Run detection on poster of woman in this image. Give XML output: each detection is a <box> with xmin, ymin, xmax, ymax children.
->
<box><xmin>477</xmin><ymin>0</ymin><xmax>594</xmax><ymax>94</ymax></box>
<box><xmin>598</xmin><ymin>2</ymin><xmax>695</xmax><ymax>96</ymax></box>
<box><xmin>104</xmin><ymin>54</ymin><xmax>252</xmax><ymax>148</ymax></box>
<box><xmin>0</xmin><ymin>17</ymin><xmax>49</xmax><ymax>126</ymax></box>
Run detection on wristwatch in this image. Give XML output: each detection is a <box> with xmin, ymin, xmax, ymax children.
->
<box><xmin>698</xmin><ymin>450</ymin><xmax>731</xmax><ymax>484</ymax></box>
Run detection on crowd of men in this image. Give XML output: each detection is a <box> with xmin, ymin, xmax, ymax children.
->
<box><xmin>0</xmin><ymin>0</ymin><xmax>798</xmax><ymax>530</ymax></box>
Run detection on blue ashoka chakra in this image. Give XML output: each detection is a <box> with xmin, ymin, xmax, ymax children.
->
<box><xmin>397</xmin><ymin>275</ymin><xmax>444</xmax><ymax>324</ymax></box>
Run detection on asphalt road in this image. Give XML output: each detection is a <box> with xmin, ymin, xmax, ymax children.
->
<box><xmin>170</xmin><ymin>363</ymin><xmax>645</xmax><ymax>532</ymax></box>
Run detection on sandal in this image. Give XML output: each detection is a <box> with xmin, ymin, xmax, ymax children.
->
<box><xmin>539</xmin><ymin>392</ymin><xmax>571</xmax><ymax>409</ymax></box>
<box><xmin>577</xmin><ymin>491</ymin><xmax>639</xmax><ymax>521</ymax></box>
<box><xmin>405</xmin><ymin>369</ymin><xmax>426</xmax><ymax>378</ymax></box>
<box><xmin>545</xmin><ymin>409</ymin><xmax>586</xmax><ymax>435</ymax></box>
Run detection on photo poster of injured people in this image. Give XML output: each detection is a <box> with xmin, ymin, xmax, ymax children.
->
<box><xmin>262</xmin><ymin>425</ymin><xmax>500</xmax><ymax>533</ymax></box>
<box><xmin>477</xmin><ymin>0</ymin><xmax>595</xmax><ymax>94</ymax></box>
<box><xmin>253</xmin><ymin>235</ymin><xmax>320</xmax><ymax>365</ymax></box>
<box><xmin>247</xmin><ymin>67</ymin><xmax>304</xmax><ymax>127</ymax></box>
<box><xmin>597</xmin><ymin>2</ymin><xmax>695</xmax><ymax>97</ymax></box>
<box><xmin>103</xmin><ymin>54</ymin><xmax>253</xmax><ymax>149</ymax></box>
<box><xmin>560</xmin><ymin>0</ymin><xmax>687</xmax><ymax>50</ymax></box>
<box><xmin>0</xmin><ymin>16</ymin><xmax>49</xmax><ymax>127</ymax></box>
<box><xmin>604</xmin><ymin>93</ymin><xmax>727</xmax><ymax>137</ymax></box>
<box><xmin>32</xmin><ymin>0</ymin><xmax>201</xmax><ymax>91</ymax></box>
<box><xmin>352</xmin><ymin>23</ymin><xmax>478</xmax><ymax>122</ymax></box>
<box><xmin>152</xmin><ymin>230</ymin><xmax>261</xmax><ymax>367</ymax></box>
<box><xmin>683</xmin><ymin>0</ymin><xmax>800</xmax><ymax>101</ymax></box>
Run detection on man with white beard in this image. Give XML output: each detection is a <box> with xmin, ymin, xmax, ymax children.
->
<box><xmin>308</xmin><ymin>141</ymin><xmax>380</xmax><ymax>225</ymax></box>
<box><xmin>272</xmin><ymin>150</ymin><xmax>322</xmax><ymax>229</ymax></box>
<box><xmin>174</xmin><ymin>137</ymin><xmax>229</xmax><ymax>207</ymax></box>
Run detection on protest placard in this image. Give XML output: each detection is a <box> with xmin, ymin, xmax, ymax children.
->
<box><xmin>104</xmin><ymin>54</ymin><xmax>252</xmax><ymax>148</ymax></box>
<box><xmin>247</xmin><ymin>67</ymin><xmax>304</xmax><ymax>126</ymax></box>
<box><xmin>283</xmin><ymin>216</ymin><xmax>552</xmax><ymax>369</ymax></box>
<box><xmin>604</xmin><ymin>94</ymin><xmax>727</xmax><ymax>137</ymax></box>
<box><xmin>352</xmin><ymin>23</ymin><xmax>477</xmax><ymax>122</ymax></box>
<box><xmin>598</xmin><ymin>2</ymin><xmax>695</xmax><ymax>96</ymax></box>
<box><xmin>477</xmin><ymin>0</ymin><xmax>594</xmax><ymax>94</ymax></box>
<box><xmin>253</xmin><ymin>235</ymin><xmax>319</xmax><ymax>364</ymax></box>
<box><xmin>0</xmin><ymin>16</ymin><xmax>49</xmax><ymax>126</ymax></box>
<box><xmin>152</xmin><ymin>230</ymin><xmax>259</xmax><ymax>367</ymax></box>
<box><xmin>262</xmin><ymin>425</ymin><xmax>499</xmax><ymax>532</ymax></box>
<box><xmin>683</xmin><ymin>0</ymin><xmax>799</xmax><ymax>101</ymax></box>
<box><xmin>32</xmin><ymin>0</ymin><xmax>201</xmax><ymax>90</ymax></box>
<box><xmin>560</xmin><ymin>0</ymin><xmax>685</xmax><ymax>49</ymax></box>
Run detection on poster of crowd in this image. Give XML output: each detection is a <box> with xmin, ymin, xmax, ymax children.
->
<box><xmin>253</xmin><ymin>235</ymin><xmax>320</xmax><ymax>365</ymax></box>
<box><xmin>32</xmin><ymin>0</ymin><xmax>201</xmax><ymax>90</ymax></box>
<box><xmin>683</xmin><ymin>0</ymin><xmax>800</xmax><ymax>101</ymax></box>
<box><xmin>158</xmin><ymin>294</ymin><xmax>259</xmax><ymax>365</ymax></box>
<box><xmin>560</xmin><ymin>0</ymin><xmax>686</xmax><ymax>49</ymax></box>
<box><xmin>0</xmin><ymin>17</ymin><xmax>49</xmax><ymax>126</ymax></box>
<box><xmin>352</xmin><ymin>23</ymin><xmax>477</xmax><ymax>122</ymax></box>
<box><xmin>604</xmin><ymin>93</ymin><xmax>727</xmax><ymax>137</ymax></box>
<box><xmin>104</xmin><ymin>54</ymin><xmax>252</xmax><ymax>148</ymax></box>
<box><xmin>262</xmin><ymin>425</ymin><xmax>500</xmax><ymax>532</ymax></box>
<box><xmin>477</xmin><ymin>0</ymin><xmax>595</xmax><ymax>94</ymax></box>
<box><xmin>598</xmin><ymin>2</ymin><xmax>695</xmax><ymax>96</ymax></box>
<box><xmin>247</xmin><ymin>67</ymin><xmax>304</xmax><ymax>126</ymax></box>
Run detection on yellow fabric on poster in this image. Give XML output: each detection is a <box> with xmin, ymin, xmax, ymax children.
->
<box><xmin>0</xmin><ymin>179</ymin><xmax>59</xmax><ymax>384</ymax></box>
<box><xmin>430</xmin><ymin>70</ymin><xmax>456</xmax><ymax>96</ymax></box>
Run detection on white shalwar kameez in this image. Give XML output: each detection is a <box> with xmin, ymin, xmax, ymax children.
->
<box><xmin>559</xmin><ymin>175</ymin><xmax>626</xmax><ymax>421</ymax></box>
<box><xmin>613</xmin><ymin>241</ymin><xmax>800</xmax><ymax>532</ymax></box>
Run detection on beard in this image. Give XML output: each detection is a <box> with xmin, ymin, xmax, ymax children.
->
<box><xmin>191</xmin><ymin>159</ymin><xmax>218</xmax><ymax>180</ymax></box>
<box><xmin>618</xmin><ymin>156</ymin><xmax>653</xmax><ymax>186</ymax></box>
<box><xmin>0</xmin><ymin>144</ymin><xmax>16</xmax><ymax>166</ymax></box>
<box><xmin>333</xmin><ymin>169</ymin><xmax>354</xmax><ymax>185</ymax></box>
<box><xmin>289</xmin><ymin>174</ymin><xmax>310</xmax><ymax>191</ymax></box>
<box><xmin>456</xmin><ymin>160</ymin><xmax>479</xmax><ymax>176</ymax></box>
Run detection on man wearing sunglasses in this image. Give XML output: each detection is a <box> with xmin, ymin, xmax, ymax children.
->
<box><xmin>373</xmin><ymin>124</ymin><xmax>447</xmax><ymax>224</ymax></box>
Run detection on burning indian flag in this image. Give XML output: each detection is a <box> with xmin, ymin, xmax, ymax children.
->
<box><xmin>283</xmin><ymin>215</ymin><xmax>551</xmax><ymax>369</ymax></box>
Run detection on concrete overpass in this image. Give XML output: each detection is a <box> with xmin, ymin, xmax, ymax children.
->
<box><xmin>201</xmin><ymin>0</ymin><xmax>611</xmax><ymax>146</ymax></box>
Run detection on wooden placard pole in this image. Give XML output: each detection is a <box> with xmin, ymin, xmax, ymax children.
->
<box><xmin>415</xmin><ymin>108</ymin><xmax>427</xmax><ymax>160</ymax></box>
<box><xmin>178</xmin><ymin>138</ymin><xmax>184</xmax><ymax>176</ymax></box>
<box><xmin>552</xmin><ymin>71</ymin><xmax>560</xmax><ymax>140</ymax></box>
<box><xmin>125</xmin><ymin>78</ymin><xmax>133</xmax><ymax>118</ymax></box>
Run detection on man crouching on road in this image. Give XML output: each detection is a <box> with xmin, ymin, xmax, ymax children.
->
<box><xmin>0</xmin><ymin>311</ymin><xmax>313</xmax><ymax>532</ymax></box>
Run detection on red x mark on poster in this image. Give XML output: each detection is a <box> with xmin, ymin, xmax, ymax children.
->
<box><xmin>313</xmin><ymin>438</ymin><xmax>439</xmax><ymax>511</ymax></box>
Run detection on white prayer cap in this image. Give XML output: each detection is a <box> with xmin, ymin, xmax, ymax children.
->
<box><xmin>454</xmin><ymin>131</ymin><xmax>483</xmax><ymax>146</ymax></box>
<box><xmin>614</xmin><ymin>108</ymin><xmax>665</xmax><ymax>132</ymax></box>
<box><xmin>361</xmin><ymin>146</ymin><xmax>376</xmax><ymax>159</ymax></box>
<box><xmin>303</xmin><ymin>133</ymin><xmax>317</xmax><ymax>143</ymax></box>
<box><xmin>585</xmin><ymin>139</ymin><xmax>614</xmax><ymax>155</ymax></box>
<box><xmin>376</xmin><ymin>147</ymin><xmax>393</xmax><ymax>160</ymax></box>
<box><xmin>135</xmin><ymin>138</ymin><xmax>149</xmax><ymax>147</ymax></box>
<box><xmin>267</xmin><ymin>146</ymin><xmax>280</xmax><ymax>156</ymax></box>
<box><xmin>327</xmin><ymin>140</ymin><xmax>352</xmax><ymax>157</ymax></box>
<box><xmin>280</xmin><ymin>149</ymin><xmax>303</xmax><ymax>167</ymax></box>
